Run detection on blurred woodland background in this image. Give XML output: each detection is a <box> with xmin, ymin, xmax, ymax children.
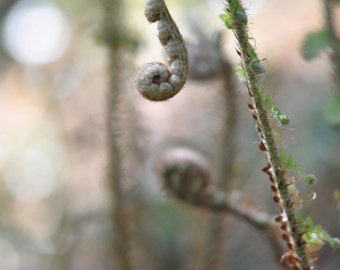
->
<box><xmin>0</xmin><ymin>0</ymin><xmax>339</xmax><ymax>269</ymax></box>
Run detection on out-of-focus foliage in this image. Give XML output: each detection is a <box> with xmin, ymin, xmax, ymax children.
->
<box><xmin>325</xmin><ymin>96</ymin><xmax>340</xmax><ymax>126</ymax></box>
<box><xmin>301</xmin><ymin>29</ymin><xmax>332</xmax><ymax>61</ymax></box>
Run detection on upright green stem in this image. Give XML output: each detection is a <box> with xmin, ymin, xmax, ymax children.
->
<box><xmin>226</xmin><ymin>1</ymin><xmax>311</xmax><ymax>269</ymax></box>
<box><xmin>101</xmin><ymin>0</ymin><xmax>132</xmax><ymax>270</ymax></box>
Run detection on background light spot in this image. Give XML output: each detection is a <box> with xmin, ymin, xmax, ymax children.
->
<box><xmin>2</xmin><ymin>0</ymin><xmax>71</xmax><ymax>65</ymax></box>
<box><xmin>3</xmin><ymin>146</ymin><xmax>58</xmax><ymax>202</ymax></box>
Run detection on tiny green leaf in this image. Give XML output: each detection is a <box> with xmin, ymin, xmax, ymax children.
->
<box><xmin>305</xmin><ymin>216</ymin><xmax>314</xmax><ymax>229</ymax></box>
<box><xmin>280</xmin><ymin>148</ymin><xmax>299</xmax><ymax>171</ymax></box>
<box><xmin>261</xmin><ymin>92</ymin><xmax>273</xmax><ymax>108</ymax></box>
<box><xmin>271</xmin><ymin>106</ymin><xmax>280</xmax><ymax>114</ymax></box>
<box><xmin>249</xmin><ymin>48</ymin><xmax>258</xmax><ymax>60</ymax></box>
<box><xmin>235</xmin><ymin>62</ymin><xmax>247</xmax><ymax>82</ymax></box>
<box><xmin>301</xmin><ymin>29</ymin><xmax>331</xmax><ymax>60</ymax></box>
<box><xmin>220</xmin><ymin>12</ymin><xmax>234</xmax><ymax>29</ymax></box>
<box><xmin>250</xmin><ymin>59</ymin><xmax>266</xmax><ymax>74</ymax></box>
<box><xmin>277</xmin><ymin>114</ymin><xmax>289</xmax><ymax>125</ymax></box>
<box><xmin>316</xmin><ymin>226</ymin><xmax>340</xmax><ymax>248</ymax></box>
<box><xmin>286</xmin><ymin>155</ymin><xmax>296</xmax><ymax>169</ymax></box>
<box><xmin>304</xmin><ymin>175</ymin><xmax>316</xmax><ymax>185</ymax></box>
<box><xmin>304</xmin><ymin>232</ymin><xmax>325</xmax><ymax>252</ymax></box>
<box><xmin>271</xmin><ymin>105</ymin><xmax>287</xmax><ymax>125</ymax></box>
<box><xmin>329</xmin><ymin>237</ymin><xmax>340</xmax><ymax>248</ymax></box>
<box><xmin>301</xmin><ymin>216</ymin><xmax>340</xmax><ymax>251</ymax></box>
<box><xmin>263</xmin><ymin>95</ymin><xmax>289</xmax><ymax>125</ymax></box>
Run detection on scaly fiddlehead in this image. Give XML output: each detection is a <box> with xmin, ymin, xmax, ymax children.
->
<box><xmin>155</xmin><ymin>147</ymin><xmax>275</xmax><ymax>230</ymax></box>
<box><xmin>136</xmin><ymin>0</ymin><xmax>189</xmax><ymax>101</ymax></box>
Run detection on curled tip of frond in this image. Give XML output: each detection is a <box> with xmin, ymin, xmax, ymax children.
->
<box><xmin>155</xmin><ymin>147</ymin><xmax>211</xmax><ymax>204</ymax></box>
<box><xmin>137</xmin><ymin>0</ymin><xmax>188</xmax><ymax>101</ymax></box>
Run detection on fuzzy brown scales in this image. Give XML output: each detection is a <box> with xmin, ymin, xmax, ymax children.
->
<box><xmin>270</xmin><ymin>185</ymin><xmax>278</xmax><ymax>193</ymax></box>
<box><xmin>281</xmin><ymin>252</ymin><xmax>313</xmax><ymax>270</ymax></box>
<box><xmin>258</xmin><ymin>122</ymin><xmax>306</xmax><ymax>269</ymax></box>
<box><xmin>281</xmin><ymin>222</ymin><xmax>288</xmax><ymax>231</ymax></box>
<box><xmin>262</xmin><ymin>162</ymin><xmax>282</xmax><ymax>208</ymax></box>
<box><xmin>263</xmin><ymin>158</ymin><xmax>301</xmax><ymax>264</ymax></box>
<box><xmin>256</xmin><ymin>125</ymin><xmax>263</xmax><ymax>134</ymax></box>
<box><xmin>258</xmin><ymin>140</ymin><xmax>267</xmax><ymax>152</ymax></box>
<box><xmin>275</xmin><ymin>215</ymin><xmax>283</xmax><ymax>223</ymax></box>
<box><xmin>252</xmin><ymin>110</ymin><xmax>312</xmax><ymax>270</ymax></box>
<box><xmin>136</xmin><ymin>0</ymin><xmax>188</xmax><ymax>101</ymax></box>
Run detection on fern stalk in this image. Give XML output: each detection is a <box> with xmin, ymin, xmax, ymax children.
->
<box><xmin>202</xmin><ymin>61</ymin><xmax>238</xmax><ymax>270</ymax></box>
<box><xmin>323</xmin><ymin>0</ymin><xmax>340</xmax><ymax>94</ymax></box>
<box><xmin>101</xmin><ymin>0</ymin><xmax>132</xmax><ymax>269</ymax></box>
<box><xmin>225</xmin><ymin>1</ymin><xmax>311</xmax><ymax>269</ymax></box>
<box><xmin>216</xmin><ymin>62</ymin><xmax>239</xmax><ymax>193</ymax></box>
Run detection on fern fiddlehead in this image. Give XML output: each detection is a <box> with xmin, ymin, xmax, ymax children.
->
<box><xmin>155</xmin><ymin>147</ymin><xmax>275</xmax><ymax>230</ymax></box>
<box><xmin>136</xmin><ymin>0</ymin><xmax>189</xmax><ymax>101</ymax></box>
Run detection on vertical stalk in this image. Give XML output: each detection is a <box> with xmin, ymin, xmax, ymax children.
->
<box><xmin>101</xmin><ymin>0</ymin><xmax>132</xmax><ymax>270</ymax></box>
<box><xmin>226</xmin><ymin>1</ymin><xmax>311</xmax><ymax>269</ymax></box>
<box><xmin>323</xmin><ymin>0</ymin><xmax>340</xmax><ymax>93</ymax></box>
<box><xmin>323</xmin><ymin>0</ymin><xmax>337</xmax><ymax>40</ymax></box>
<box><xmin>216</xmin><ymin>62</ymin><xmax>238</xmax><ymax>193</ymax></box>
<box><xmin>202</xmin><ymin>61</ymin><xmax>238</xmax><ymax>270</ymax></box>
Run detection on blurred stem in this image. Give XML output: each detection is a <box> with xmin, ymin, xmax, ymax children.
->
<box><xmin>101</xmin><ymin>0</ymin><xmax>132</xmax><ymax>270</ymax></box>
<box><xmin>216</xmin><ymin>62</ymin><xmax>239</xmax><ymax>193</ymax></box>
<box><xmin>323</xmin><ymin>0</ymin><xmax>340</xmax><ymax>93</ymax></box>
<box><xmin>226</xmin><ymin>195</ymin><xmax>276</xmax><ymax>230</ymax></box>
<box><xmin>323</xmin><ymin>0</ymin><xmax>337</xmax><ymax>40</ymax></box>
<box><xmin>202</xmin><ymin>61</ymin><xmax>238</xmax><ymax>270</ymax></box>
<box><xmin>180</xmin><ymin>189</ymin><xmax>276</xmax><ymax>230</ymax></box>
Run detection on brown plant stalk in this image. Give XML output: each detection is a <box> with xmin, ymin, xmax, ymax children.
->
<box><xmin>202</xmin><ymin>60</ymin><xmax>239</xmax><ymax>270</ymax></box>
<box><xmin>101</xmin><ymin>0</ymin><xmax>132</xmax><ymax>269</ymax></box>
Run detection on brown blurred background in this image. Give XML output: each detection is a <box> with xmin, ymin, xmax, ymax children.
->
<box><xmin>0</xmin><ymin>0</ymin><xmax>339</xmax><ymax>269</ymax></box>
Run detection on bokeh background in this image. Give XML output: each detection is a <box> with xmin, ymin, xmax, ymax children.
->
<box><xmin>0</xmin><ymin>0</ymin><xmax>339</xmax><ymax>269</ymax></box>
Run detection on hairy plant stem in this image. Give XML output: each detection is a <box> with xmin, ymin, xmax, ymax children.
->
<box><xmin>323</xmin><ymin>0</ymin><xmax>340</xmax><ymax>94</ymax></box>
<box><xmin>226</xmin><ymin>1</ymin><xmax>311</xmax><ymax>269</ymax></box>
<box><xmin>101</xmin><ymin>0</ymin><xmax>132</xmax><ymax>270</ymax></box>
